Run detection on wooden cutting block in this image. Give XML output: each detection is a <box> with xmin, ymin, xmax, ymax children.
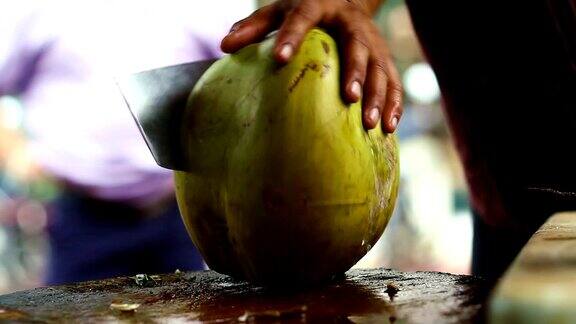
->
<box><xmin>489</xmin><ymin>212</ymin><xmax>576</xmax><ymax>323</ymax></box>
<box><xmin>0</xmin><ymin>268</ymin><xmax>488</xmax><ymax>323</ymax></box>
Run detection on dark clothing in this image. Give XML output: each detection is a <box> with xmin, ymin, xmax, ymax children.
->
<box><xmin>471</xmin><ymin>211</ymin><xmax>533</xmax><ymax>284</ymax></box>
<box><xmin>46</xmin><ymin>193</ymin><xmax>203</xmax><ymax>285</ymax></box>
<box><xmin>406</xmin><ymin>0</ymin><xmax>576</xmax><ymax>279</ymax></box>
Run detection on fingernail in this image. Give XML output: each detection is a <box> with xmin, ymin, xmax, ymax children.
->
<box><xmin>369</xmin><ymin>108</ymin><xmax>380</xmax><ymax>125</ymax></box>
<box><xmin>278</xmin><ymin>44</ymin><xmax>293</xmax><ymax>61</ymax></box>
<box><xmin>390</xmin><ymin>116</ymin><xmax>399</xmax><ymax>129</ymax></box>
<box><xmin>350</xmin><ymin>81</ymin><xmax>362</xmax><ymax>101</ymax></box>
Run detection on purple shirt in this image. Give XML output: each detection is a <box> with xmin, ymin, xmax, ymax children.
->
<box><xmin>0</xmin><ymin>1</ymin><xmax>254</xmax><ymax>207</ymax></box>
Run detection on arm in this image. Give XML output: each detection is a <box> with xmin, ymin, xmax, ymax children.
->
<box><xmin>220</xmin><ymin>0</ymin><xmax>402</xmax><ymax>133</ymax></box>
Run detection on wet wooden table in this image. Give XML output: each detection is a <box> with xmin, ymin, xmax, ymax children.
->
<box><xmin>0</xmin><ymin>268</ymin><xmax>488</xmax><ymax>323</ymax></box>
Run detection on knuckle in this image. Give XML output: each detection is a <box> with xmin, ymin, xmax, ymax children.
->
<box><xmin>371</xmin><ymin>57</ymin><xmax>389</xmax><ymax>71</ymax></box>
<box><xmin>348</xmin><ymin>65</ymin><xmax>366</xmax><ymax>78</ymax></box>
<box><xmin>346</xmin><ymin>50</ymin><xmax>369</xmax><ymax>74</ymax></box>
<box><xmin>340</xmin><ymin>1</ymin><xmax>369</xmax><ymax>16</ymax></box>
<box><xmin>388</xmin><ymin>81</ymin><xmax>403</xmax><ymax>95</ymax></box>
<box><xmin>389</xmin><ymin>89</ymin><xmax>404</xmax><ymax>114</ymax></box>
<box><xmin>350</xmin><ymin>33</ymin><xmax>371</xmax><ymax>51</ymax></box>
<box><xmin>231</xmin><ymin>18</ymin><xmax>247</xmax><ymax>30</ymax></box>
<box><xmin>280</xmin><ymin>26</ymin><xmax>305</xmax><ymax>39</ymax></box>
<box><xmin>347</xmin><ymin>0</ymin><xmax>372</xmax><ymax>15</ymax></box>
<box><xmin>347</xmin><ymin>70</ymin><xmax>365</xmax><ymax>85</ymax></box>
<box><xmin>291</xmin><ymin>4</ymin><xmax>317</xmax><ymax>22</ymax></box>
<box><xmin>371</xmin><ymin>86</ymin><xmax>387</xmax><ymax>102</ymax></box>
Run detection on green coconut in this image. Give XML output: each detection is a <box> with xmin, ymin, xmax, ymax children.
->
<box><xmin>174</xmin><ymin>28</ymin><xmax>399</xmax><ymax>286</ymax></box>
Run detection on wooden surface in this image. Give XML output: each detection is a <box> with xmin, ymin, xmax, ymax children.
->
<box><xmin>489</xmin><ymin>212</ymin><xmax>576</xmax><ymax>323</ymax></box>
<box><xmin>0</xmin><ymin>268</ymin><xmax>488</xmax><ymax>323</ymax></box>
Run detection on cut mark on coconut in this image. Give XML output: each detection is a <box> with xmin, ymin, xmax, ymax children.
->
<box><xmin>321</xmin><ymin>41</ymin><xmax>330</xmax><ymax>54</ymax></box>
<box><xmin>289</xmin><ymin>62</ymin><xmax>321</xmax><ymax>93</ymax></box>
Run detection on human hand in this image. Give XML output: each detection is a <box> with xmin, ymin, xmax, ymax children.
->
<box><xmin>221</xmin><ymin>0</ymin><xmax>402</xmax><ymax>132</ymax></box>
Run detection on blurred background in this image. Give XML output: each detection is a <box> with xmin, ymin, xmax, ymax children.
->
<box><xmin>0</xmin><ymin>0</ymin><xmax>472</xmax><ymax>294</ymax></box>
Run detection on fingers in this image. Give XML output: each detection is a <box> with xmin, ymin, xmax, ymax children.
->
<box><xmin>334</xmin><ymin>8</ymin><xmax>402</xmax><ymax>132</ymax></box>
<box><xmin>357</xmin><ymin>26</ymin><xmax>402</xmax><ymax>133</ymax></box>
<box><xmin>362</xmin><ymin>57</ymin><xmax>388</xmax><ymax>130</ymax></box>
<box><xmin>273</xmin><ymin>1</ymin><xmax>323</xmax><ymax>63</ymax></box>
<box><xmin>362</xmin><ymin>56</ymin><xmax>403</xmax><ymax>132</ymax></box>
<box><xmin>221</xmin><ymin>5</ymin><xmax>279</xmax><ymax>53</ymax></box>
<box><xmin>220</xmin><ymin>0</ymin><xmax>404</xmax><ymax>133</ymax></box>
<box><xmin>381</xmin><ymin>65</ymin><xmax>403</xmax><ymax>133</ymax></box>
<box><xmin>341</xmin><ymin>27</ymin><xmax>370</xmax><ymax>103</ymax></box>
